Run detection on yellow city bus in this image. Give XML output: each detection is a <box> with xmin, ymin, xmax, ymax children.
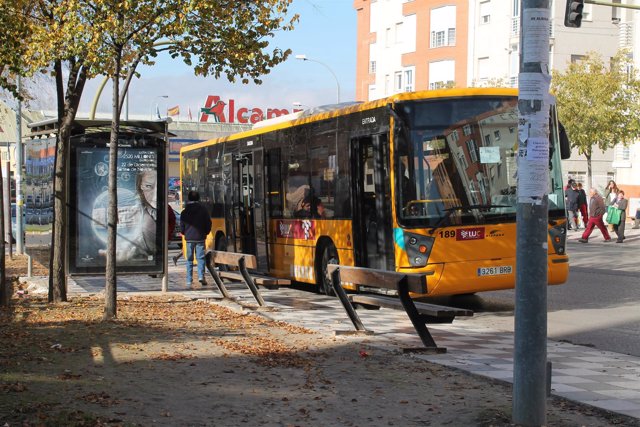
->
<box><xmin>180</xmin><ymin>88</ymin><xmax>570</xmax><ymax>297</ymax></box>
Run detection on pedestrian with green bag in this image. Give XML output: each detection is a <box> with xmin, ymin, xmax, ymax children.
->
<box><xmin>611</xmin><ymin>191</ymin><xmax>628</xmax><ymax>243</ymax></box>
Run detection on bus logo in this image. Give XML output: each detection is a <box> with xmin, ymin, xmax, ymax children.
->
<box><xmin>456</xmin><ymin>227</ymin><xmax>485</xmax><ymax>241</ymax></box>
<box><xmin>276</xmin><ymin>220</ymin><xmax>315</xmax><ymax>240</ymax></box>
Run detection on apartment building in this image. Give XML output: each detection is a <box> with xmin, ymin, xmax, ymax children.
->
<box><xmin>354</xmin><ymin>0</ymin><xmax>639</xmax><ymax>200</ymax></box>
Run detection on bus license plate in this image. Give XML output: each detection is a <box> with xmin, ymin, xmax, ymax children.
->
<box><xmin>477</xmin><ymin>266</ymin><xmax>512</xmax><ymax>276</ymax></box>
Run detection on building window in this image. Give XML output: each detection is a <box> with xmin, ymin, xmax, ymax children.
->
<box><xmin>429</xmin><ymin>59</ymin><xmax>455</xmax><ymax>90</ymax></box>
<box><xmin>484</xmin><ymin>134</ymin><xmax>492</xmax><ymax>146</ymax></box>
<box><xmin>395</xmin><ymin>22</ymin><xmax>403</xmax><ymax>44</ymax></box>
<box><xmin>466</xmin><ymin>139</ymin><xmax>478</xmax><ymax>162</ymax></box>
<box><xmin>494</xmin><ymin>130</ymin><xmax>501</xmax><ymax>141</ymax></box>
<box><xmin>480</xmin><ymin>1</ymin><xmax>491</xmax><ymax>24</ymax></box>
<box><xmin>429</xmin><ymin>80</ymin><xmax>454</xmax><ymax>90</ymax></box>
<box><xmin>451</xmin><ymin>130</ymin><xmax>459</xmax><ymax>142</ymax></box>
<box><xmin>395</xmin><ymin>71</ymin><xmax>402</xmax><ymax>92</ymax></box>
<box><xmin>457</xmin><ymin>150</ymin><xmax>468</xmax><ymax>170</ymax></box>
<box><xmin>567</xmin><ymin>171</ymin><xmax>587</xmax><ymax>185</ymax></box>
<box><xmin>430</xmin><ymin>6</ymin><xmax>456</xmax><ymax>48</ymax></box>
<box><xmin>615</xmin><ymin>144</ymin><xmax>630</xmax><ymax>161</ymax></box>
<box><xmin>431</xmin><ymin>31</ymin><xmax>445</xmax><ymax>48</ymax></box>
<box><xmin>477</xmin><ymin>57</ymin><xmax>490</xmax><ymax>80</ymax></box>
<box><xmin>447</xmin><ymin>28</ymin><xmax>456</xmax><ymax>45</ymax></box>
<box><xmin>404</xmin><ymin>69</ymin><xmax>414</xmax><ymax>92</ymax></box>
<box><xmin>431</xmin><ymin>29</ymin><xmax>455</xmax><ymax>48</ymax></box>
<box><xmin>463</xmin><ymin>124</ymin><xmax>472</xmax><ymax>136</ymax></box>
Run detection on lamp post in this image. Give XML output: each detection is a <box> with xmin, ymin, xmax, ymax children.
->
<box><xmin>295</xmin><ymin>54</ymin><xmax>340</xmax><ymax>104</ymax></box>
<box><xmin>150</xmin><ymin>95</ymin><xmax>168</xmax><ymax>119</ymax></box>
<box><xmin>292</xmin><ymin>102</ymin><xmax>309</xmax><ymax>110</ymax></box>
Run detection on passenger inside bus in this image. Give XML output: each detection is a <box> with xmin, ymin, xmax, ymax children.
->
<box><xmin>289</xmin><ymin>185</ymin><xmax>325</xmax><ymax>219</ymax></box>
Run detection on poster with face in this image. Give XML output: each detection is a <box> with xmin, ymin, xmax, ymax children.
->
<box><xmin>70</xmin><ymin>146</ymin><xmax>163</xmax><ymax>274</ymax></box>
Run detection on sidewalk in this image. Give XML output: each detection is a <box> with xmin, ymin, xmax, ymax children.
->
<box><xmin>22</xmin><ymin>224</ymin><xmax>640</xmax><ymax>421</ymax></box>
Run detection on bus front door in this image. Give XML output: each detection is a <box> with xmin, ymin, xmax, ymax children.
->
<box><xmin>234</xmin><ymin>150</ymin><xmax>268</xmax><ymax>270</ymax></box>
<box><xmin>351</xmin><ymin>134</ymin><xmax>394</xmax><ymax>271</ymax></box>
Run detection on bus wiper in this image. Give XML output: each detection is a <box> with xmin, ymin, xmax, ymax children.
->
<box><xmin>427</xmin><ymin>204</ymin><xmax>512</xmax><ymax>235</ymax></box>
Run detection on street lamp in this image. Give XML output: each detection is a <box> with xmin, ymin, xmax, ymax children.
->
<box><xmin>150</xmin><ymin>95</ymin><xmax>169</xmax><ymax>119</ymax></box>
<box><xmin>292</xmin><ymin>102</ymin><xmax>309</xmax><ymax>110</ymax></box>
<box><xmin>295</xmin><ymin>54</ymin><xmax>340</xmax><ymax>104</ymax></box>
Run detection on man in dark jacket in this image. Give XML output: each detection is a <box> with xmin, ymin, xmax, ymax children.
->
<box><xmin>564</xmin><ymin>180</ymin><xmax>579</xmax><ymax>230</ymax></box>
<box><xmin>180</xmin><ymin>191</ymin><xmax>212</xmax><ymax>288</ymax></box>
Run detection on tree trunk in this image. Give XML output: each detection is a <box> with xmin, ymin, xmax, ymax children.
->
<box><xmin>104</xmin><ymin>53</ymin><xmax>122</xmax><ymax>320</ymax></box>
<box><xmin>50</xmin><ymin>61</ymin><xmax>88</xmax><ymax>303</ymax></box>
<box><xmin>0</xmin><ymin>171</ymin><xmax>7</xmax><ymax>307</ymax></box>
<box><xmin>585</xmin><ymin>151</ymin><xmax>593</xmax><ymax>189</ymax></box>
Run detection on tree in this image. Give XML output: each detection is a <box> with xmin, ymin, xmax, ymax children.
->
<box><xmin>78</xmin><ymin>0</ymin><xmax>297</xmax><ymax>319</ymax></box>
<box><xmin>36</xmin><ymin>1</ymin><xmax>110</xmax><ymax>304</ymax></box>
<box><xmin>551</xmin><ymin>50</ymin><xmax>640</xmax><ymax>188</ymax></box>
<box><xmin>3</xmin><ymin>0</ymin><xmax>296</xmax><ymax>309</ymax></box>
<box><xmin>0</xmin><ymin>0</ymin><xmax>33</xmax><ymax>98</ymax></box>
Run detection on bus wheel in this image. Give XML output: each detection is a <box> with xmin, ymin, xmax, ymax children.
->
<box><xmin>316</xmin><ymin>242</ymin><xmax>339</xmax><ymax>296</ymax></box>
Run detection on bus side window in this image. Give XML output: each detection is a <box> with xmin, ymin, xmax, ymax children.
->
<box><xmin>265</xmin><ymin>149</ymin><xmax>283</xmax><ymax>217</ymax></box>
<box><xmin>283</xmin><ymin>146</ymin><xmax>309</xmax><ymax>219</ymax></box>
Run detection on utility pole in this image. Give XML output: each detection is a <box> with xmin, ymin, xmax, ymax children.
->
<box><xmin>16</xmin><ymin>76</ymin><xmax>24</xmax><ymax>254</ymax></box>
<box><xmin>513</xmin><ymin>0</ymin><xmax>551</xmax><ymax>425</ymax></box>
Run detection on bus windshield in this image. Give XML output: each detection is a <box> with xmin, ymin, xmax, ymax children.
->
<box><xmin>394</xmin><ymin>96</ymin><xmax>566</xmax><ymax>228</ymax></box>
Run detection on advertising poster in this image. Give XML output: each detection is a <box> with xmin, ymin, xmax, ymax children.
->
<box><xmin>70</xmin><ymin>145</ymin><xmax>164</xmax><ymax>274</ymax></box>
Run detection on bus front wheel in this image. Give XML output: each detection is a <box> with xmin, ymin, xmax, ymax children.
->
<box><xmin>316</xmin><ymin>241</ymin><xmax>339</xmax><ymax>296</ymax></box>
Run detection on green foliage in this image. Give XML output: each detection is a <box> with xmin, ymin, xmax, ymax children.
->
<box><xmin>551</xmin><ymin>50</ymin><xmax>640</xmax><ymax>158</ymax></box>
<box><xmin>0</xmin><ymin>0</ymin><xmax>34</xmax><ymax>97</ymax></box>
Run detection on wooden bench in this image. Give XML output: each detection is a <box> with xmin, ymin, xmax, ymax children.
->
<box><xmin>205</xmin><ymin>251</ymin><xmax>289</xmax><ymax>307</ymax></box>
<box><xmin>327</xmin><ymin>265</ymin><xmax>473</xmax><ymax>352</ymax></box>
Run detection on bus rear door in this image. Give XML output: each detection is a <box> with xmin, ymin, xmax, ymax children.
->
<box><xmin>232</xmin><ymin>148</ymin><xmax>269</xmax><ymax>270</ymax></box>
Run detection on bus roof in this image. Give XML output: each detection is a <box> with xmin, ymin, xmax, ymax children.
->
<box><xmin>180</xmin><ymin>87</ymin><xmax>518</xmax><ymax>154</ymax></box>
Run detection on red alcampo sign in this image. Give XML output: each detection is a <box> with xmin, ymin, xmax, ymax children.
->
<box><xmin>200</xmin><ymin>95</ymin><xmax>302</xmax><ymax>124</ymax></box>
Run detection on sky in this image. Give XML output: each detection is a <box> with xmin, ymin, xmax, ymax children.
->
<box><xmin>77</xmin><ymin>0</ymin><xmax>357</xmax><ymax>119</ymax></box>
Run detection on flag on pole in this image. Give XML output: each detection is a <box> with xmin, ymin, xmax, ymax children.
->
<box><xmin>168</xmin><ymin>105</ymin><xmax>180</xmax><ymax>116</ymax></box>
<box><xmin>155</xmin><ymin>104</ymin><xmax>161</xmax><ymax>119</ymax></box>
<box><xmin>188</xmin><ymin>107</ymin><xmax>193</xmax><ymax>121</ymax></box>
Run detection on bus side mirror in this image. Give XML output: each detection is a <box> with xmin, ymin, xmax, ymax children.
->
<box><xmin>558</xmin><ymin>122</ymin><xmax>571</xmax><ymax>160</ymax></box>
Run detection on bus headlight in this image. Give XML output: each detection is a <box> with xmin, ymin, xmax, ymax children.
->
<box><xmin>549</xmin><ymin>224</ymin><xmax>566</xmax><ymax>255</ymax></box>
<box><xmin>404</xmin><ymin>232</ymin><xmax>434</xmax><ymax>267</ymax></box>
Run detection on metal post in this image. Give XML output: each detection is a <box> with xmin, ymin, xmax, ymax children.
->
<box><xmin>513</xmin><ymin>1</ymin><xmax>551</xmax><ymax>425</ymax></box>
<box><xmin>15</xmin><ymin>77</ymin><xmax>24</xmax><ymax>254</ymax></box>
<box><xmin>3</xmin><ymin>162</ymin><xmax>11</xmax><ymax>257</ymax></box>
<box><xmin>162</xmin><ymin>120</ymin><xmax>169</xmax><ymax>293</ymax></box>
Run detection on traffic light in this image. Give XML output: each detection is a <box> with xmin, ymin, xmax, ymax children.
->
<box><xmin>564</xmin><ymin>0</ymin><xmax>584</xmax><ymax>28</ymax></box>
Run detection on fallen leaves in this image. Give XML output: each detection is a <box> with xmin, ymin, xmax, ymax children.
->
<box><xmin>79</xmin><ymin>391</ymin><xmax>121</xmax><ymax>407</ymax></box>
<box><xmin>150</xmin><ymin>352</ymin><xmax>195</xmax><ymax>361</ymax></box>
<box><xmin>1</xmin><ymin>382</ymin><xmax>27</xmax><ymax>392</ymax></box>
